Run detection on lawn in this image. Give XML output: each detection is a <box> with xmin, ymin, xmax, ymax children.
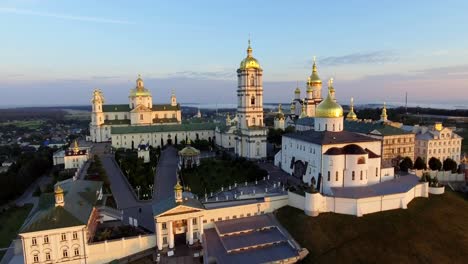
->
<box><xmin>0</xmin><ymin>204</ymin><xmax>33</xmax><ymax>259</ymax></box>
<box><xmin>180</xmin><ymin>157</ymin><xmax>268</xmax><ymax>196</ymax></box>
<box><xmin>276</xmin><ymin>191</ymin><xmax>468</xmax><ymax>264</ymax></box>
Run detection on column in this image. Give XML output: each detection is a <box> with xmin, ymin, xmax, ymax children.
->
<box><xmin>198</xmin><ymin>216</ymin><xmax>204</xmax><ymax>242</ymax></box>
<box><xmin>156</xmin><ymin>222</ymin><xmax>163</xmax><ymax>250</ymax></box>
<box><xmin>187</xmin><ymin>218</ymin><xmax>193</xmax><ymax>245</ymax></box>
<box><xmin>168</xmin><ymin>221</ymin><xmax>174</xmax><ymax>249</ymax></box>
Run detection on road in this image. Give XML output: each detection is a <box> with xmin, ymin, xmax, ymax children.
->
<box><xmin>94</xmin><ymin>144</ymin><xmax>179</xmax><ymax>232</ymax></box>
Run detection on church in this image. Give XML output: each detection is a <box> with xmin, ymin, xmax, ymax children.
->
<box><xmin>275</xmin><ymin>79</ymin><xmax>395</xmax><ymax>194</ymax></box>
<box><xmin>88</xmin><ymin>41</ymin><xmax>267</xmax><ymax>160</ymax></box>
<box><xmin>89</xmin><ymin>75</ymin><xmax>181</xmax><ymax>143</ymax></box>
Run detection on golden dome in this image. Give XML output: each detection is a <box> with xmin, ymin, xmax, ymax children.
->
<box><xmin>316</xmin><ymin>79</ymin><xmax>343</xmax><ymax>118</ymax></box>
<box><xmin>239</xmin><ymin>40</ymin><xmax>261</xmax><ymax>70</ymax></box>
<box><xmin>346</xmin><ymin>97</ymin><xmax>358</xmax><ymax>120</ymax></box>
<box><xmin>55</xmin><ymin>185</ymin><xmax>64</xmax><ymax>194</ymax></box>
<box><xmin>294</xmin><ymin>87</ymin><xmax>301</xmax><ymax>94</ymax></box>
<box><xmin>174</xmin><ymin>181</ymin><xmax>183</xmax><ymax>191</ymax></box>
<box><xmin>308</xmin><ymin>57</ymin><xmax>322</xmax><ymax>85</ymax></box>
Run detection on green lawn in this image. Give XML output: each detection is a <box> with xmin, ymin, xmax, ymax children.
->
<box><xmin>0</xmin><ymin>204</ymin><xmax>33</xmax><ymax>259</ymax></box>
<box><xmin>276</xmin><ymin>191</ymin><xmax>468</xmax><ymax>264</ymax></box>
<box><xmin>180</xmin><ymin>158</ymin><xmax>267</xmax><ymax>196</ymax></box>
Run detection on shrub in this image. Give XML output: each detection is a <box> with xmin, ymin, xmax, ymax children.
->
<box><xmin>428</xmin><ymin>157</ymin><xmax>442</xmax><ymax>171</ymax></box>
<box><xmin>413</xmin><ymin>157</ymin><xmax>427</xmax><ymax>170</ymax></box>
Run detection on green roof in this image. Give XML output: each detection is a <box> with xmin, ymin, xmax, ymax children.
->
<box><xmin>344</xmin><ymin>120</ymin><xmax>414</xmax><ymax>136</ymax></box>
<box><xmin>104</xmin><ymin>119</ymin><xmax>131</xmax><ymax>125</ymax></box>
<box><xmin>111</xmin><ymin>122</ymin><xmax>222</xmax><ymax>134</ymax></box>
<box><xmin>102</xmin><ymin>104</ymin><xmax>180</xmax><ymax>113</ymax></box>
<box><xmin>103</xmin><ymin>104</ymin><xmax>130</xmax><ymax>112</ymax></box>
<box><xmin>21</xmin><ymin>179</ymin><xmax>103</xmax><ymax>233</ymax></box>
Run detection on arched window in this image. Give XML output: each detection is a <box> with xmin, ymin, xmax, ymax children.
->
<box><xmin>376</xmin><ymin>168</ymin><xmax>378</xmax><ymax>177</ymax></box>
<box><xmin>360</xmin><ymin>171</ymin><xmax>363</xmax><ymax>180</ymax></box>
<box><xmin>357</xmin><ymin>157</ymin><xmax>366</xmax><ymax>164</ymax></box>
<box><xmin>352</xmin><ymin>171</ymin><xmax>355</xmax><ymax>180</ymax></box>
<box><xmin>335</xmin><ymin>171</ymin><xmax>339</xmax><ymax>181</ymax></box>
<box><xmin>63</xmin><ymin>249</ymin><xmax>68</xmax><ymax>258</ymax></box>
<box><xmin>250</xmin><ymin>75</ymin><xmax>255</xmax><ymax>86</ymax></box>
<box><xmin>333</xmin><ymin>124</ymin><xmax>335</xmax><ymax>131</ymax></box>
<box><xmin>325</xmin><ymin>124</ymin><xmax>328</xmax><ymax>130</ymax></box>
<box><xmin>251</xmin><ymin>96</ymin><xmax>255</xmax><ymax>105</ymax></box>
<box><xmin>327</xmin><ymin>171</ymin><xmax>330</xmax><ymax>181</ymax></box>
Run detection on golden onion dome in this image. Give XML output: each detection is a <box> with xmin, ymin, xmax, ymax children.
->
<box><xmin>275</xmin><ymin>104</ymin><xmax>285</xmax><ymax>120</ymax></box>
<box><xmin>55</xmin><ymin>185</ymin><xmax>64</xmax><ymax>194</ymax></box>
<box><xmin>309</xmin><ymin>57</ymin><xmax>322</xmax><ymax>84</ymax></box>
<box><xmin>294</xmin><ymin>87</ymin><xmax>301</xmax><ymax>94</ymax></box>
<box><xmin>346</xmin><ymin>97</ymin><xmax>358</xmax><ymax>120</ymax></box>
<box><xmin>174</xmin><ymin>181</ymin><xmax>183</xmax><ymax>191</ymax></box>
<box><xmin>316</xmin><ymin>79</ymin><xmax>343</xmax><ymax>118</ymax></box>
<box><xmin>239</xmin><ymin>40</ymin><xmax>261</xmax><ymax>70</ymax></box>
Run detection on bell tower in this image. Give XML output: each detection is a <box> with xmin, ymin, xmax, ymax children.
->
<box><xmin>90</xmin><ymin>89</ymin><xmax>105</xmax><ymax>142</ymax></box>
<box><xmin>235</xmin><ymin>40</ymin><xmax>267</xmax><ymax>159</ymax></box>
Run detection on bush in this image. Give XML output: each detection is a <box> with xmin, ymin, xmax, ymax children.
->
<box><xmin>443</xmin><ymin>158</ymin><xmax>457</xmax><ymax>173</ymax></box>
<box><xmin>428</xmin><ymin>157</ymin><xmax>442</xmax><ymax>171</ymax></box>
<box><xmin>413</xmin><ymin>157</ymin><xmax>427</xmax><ymax>170</ymax></box>
<box><xmin>399</xmin><ymin>157</ymin><xmax>413</xmax><ymax>173</ymax></box>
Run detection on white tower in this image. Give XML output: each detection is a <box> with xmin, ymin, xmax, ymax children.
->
<box><xmin>90</xmin><ymin>89</ymin><xmax>105</xmax><ymax>142</ymax></box>
<box><xmin>235</xmin><ymin>40</ymin><xmax>267</xmax><ymax>159</ymax></box>
<box><xmin>171</xmin><ymin>90</ymin><xmax>177</xmax><ymax>107</ymax></box>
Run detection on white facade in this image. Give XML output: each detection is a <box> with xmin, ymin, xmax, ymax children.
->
<box><xmin>412</xmin><ymin>122</ymin><xmax>463</xmax><ymax>164</ymax></box>
<box><xmin>90</xmin><ymin>76</ymin><xmax>182</xmax><ymax>143</ymax></box>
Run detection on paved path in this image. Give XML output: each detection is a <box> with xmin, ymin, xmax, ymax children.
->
<box><xmin>154</xmin><ymin>147</ymin><xmax>179</xmax><ymax>200</ymax></box>
<box><xmin>94</xmin><ymin>144</ymin><xmax>180</xmax><ymax>232</ymax></box>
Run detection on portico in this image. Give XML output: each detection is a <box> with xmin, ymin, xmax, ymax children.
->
<box><xmin>153</xmin><ymin>182</ymin><xmax>205</xmax><ymax>250</ymax></box>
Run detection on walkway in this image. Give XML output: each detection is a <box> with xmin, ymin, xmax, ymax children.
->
<box><xmin>154</xmin><ymin>146</ymin><xmax>179</xmax><ymax>200</ymax></box>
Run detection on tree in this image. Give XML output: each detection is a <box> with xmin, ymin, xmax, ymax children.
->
<box><xmin>413</xmin><ymin>157</ymin><xmax>427</xmax><ymax>170</ymax></box>
<box><xmin>443</xmin><ymin>158</ymin><xmax>457</xmax><ymax>173</ymax></box>
<box><xmin>428</xmin><ymin>157</ymin><xmax>442</xmax><ymax>171</ymax></box>
<box><xmin>399</xmin><ymin>157</ymin><xmax>413</xmax><ymax>173</ymax></box>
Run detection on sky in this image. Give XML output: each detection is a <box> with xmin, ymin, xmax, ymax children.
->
<box><xmin>1</xmin><ymin>0</ymin><xmax>468</xmax><ymax>107</ymax></box>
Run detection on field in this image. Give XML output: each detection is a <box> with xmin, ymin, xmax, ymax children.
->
<box><xmin>276</xmin><ymin>191</ymin><xmax>468</xmax><ymax>264</ymax></box>
<box><xmin>0</xmin><ymin>120</ymin><xmax>44</xmax><ymax>129</ymax></box>
<box><xmin>0</xmin><ymin>204</ymin><xmax>33</xmax><ymax>259</ymax></box>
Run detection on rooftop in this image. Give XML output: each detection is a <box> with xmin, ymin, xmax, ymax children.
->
<box><xmin>331</xmin><ymin>174</ymin><xmax>420</xmax><ymax>199</ymax></box>
<box><xmin>284</xmin><ymin>130</ymin><xmax>379</xmax><ymax>146</ymax></box>
<box><xmin>111</xmin><ymin>122</ymin><xmax>222</xmax><ymax>134</ymax></box>
<box><xmin>21</xmin><ymin>179</ymin><xmax>103</xmax><ymax>233</ymax></box>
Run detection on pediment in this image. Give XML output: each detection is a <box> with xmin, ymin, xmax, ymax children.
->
<box><xmin>157</xmin><ymin>205</ymin><xmax>204</xmax><ymax>218</ymax></box>
<box><xmin>131</xmin><ymin>104</ymin><xmax>151</xmax><ymax>112</ymax></box>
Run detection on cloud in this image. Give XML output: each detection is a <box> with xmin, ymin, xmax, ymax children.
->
<box><xmin>319</xmin><ymin>51</ymin><xmax>398</xmax><ymax>66</ymax></box>
<box><xmin>167</xmin><ymin>70</ymin><xmax>235</xmax><ymax>80</ymax></box>
<box><xmin>0</xmin><ymin>7</ymin><xmax>135</xmax><ymax>25</ymax></box>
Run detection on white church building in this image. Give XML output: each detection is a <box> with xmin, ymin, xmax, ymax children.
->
<box><xmin>275</xmin><ymin>79</ymin><xmax>395</xmax><ymax>195</ymax></box>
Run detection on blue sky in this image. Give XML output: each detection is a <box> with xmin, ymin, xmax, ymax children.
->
<box><xmin>1</xmin><ymin>0</ymin><xmax>468</xmax><ymax>107</ymax></box>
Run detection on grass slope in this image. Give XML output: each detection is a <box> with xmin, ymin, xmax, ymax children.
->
<box><xmin>276</xmin><ymin>191</ymin><xmax>468</xmax><ymax>264</ymax></box>
<box><xmin>0</xmin><ymin>204</ymin><xmax>33</xmax><ymax>259</ymax></box>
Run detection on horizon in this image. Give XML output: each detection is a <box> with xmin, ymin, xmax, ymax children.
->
<box><xmin>1</xmin><ymin>1</ymin><xmax>468</xmax><ymax>106</ymax></box>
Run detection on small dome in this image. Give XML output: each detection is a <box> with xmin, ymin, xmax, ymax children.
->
<box><xmin>309</xmin><ymin>63</ymin><xmax>322</xmax><ymax>84</ymax></box>
<box><xmin>55</xmin><ymin>185</ymin><xmax>64</xmax><ymax>194</ymax></box>
<box><xmin>346</xmin><ymin>109</ymin><xmax>358</xmax><ymax>120</ymax></box>
<box><xmin>174</xmin><ymin>181</ymin><xmax>183</xmax><ymax>191</ymax></box>
<box><xmin>294</xmin><ymin>87</ymin><xmax>301</xmax><ymax>94</ymax></box>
